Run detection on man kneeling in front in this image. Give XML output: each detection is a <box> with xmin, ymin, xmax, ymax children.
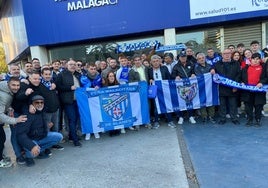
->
<box><xmin>16</xmin><ymin>95</ymin><xmax>63</xmax><ymax>167</ymax></box>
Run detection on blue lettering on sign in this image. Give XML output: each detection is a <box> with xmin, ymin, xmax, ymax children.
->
<box><xmin>252</xmin><ymin>0</ymin><xmax>268</xmax><ymax>6</ymax></box>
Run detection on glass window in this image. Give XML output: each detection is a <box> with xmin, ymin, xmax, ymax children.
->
<box><xmin>176</xmin><ymin>28</ymin><xmax>221</xmax><ymax>55</ymax></box>
<box><xmin>49</xmin><ymin>35</ymin><xmax>164</xmax><ymax>62</ymax></box>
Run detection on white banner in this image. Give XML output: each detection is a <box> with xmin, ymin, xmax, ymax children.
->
<box><xmin>190</xmin><ymin>0</ymin><xmax>268</xmax><ymax>19</ymax></box>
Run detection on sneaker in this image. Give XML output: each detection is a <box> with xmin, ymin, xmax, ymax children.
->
<box><xmin>25</xmin><ymin>158</ymin><xmax>35</xmax><ymax>167</ymax></box>
<box><xmin>135</xmin><ymin>125</ymin><xmax>140</xmax><ymax>131</ymax></box>
<box><xmin>178</xmin><ymin>117</ymin><xmax>184</xmax><ymax>125</ymax></box>
<box><xmin>144</xmin><ymin>123</ymin><xmax>152</xmax><ymax>129</ymax></box>
<box><xmin>44</xmin><ymin>149</ymin><xmax>52</xmax><ymax>156</ymax></box>
<box><xmin>209</xmin><ymin>117</ymin><xmax>216</xmax><ymax>124</ymax></box>
<box><xmin>16</xmin><ymin>156</ymin><xmax>26</xmax><ymax>165</ymax></box>
<box><xmin>52</xmin><ymin>144</ymin><xmax>64</xmax><ymax>150</ymax></box>
<box><xmin>74</xmin><ymin>141</ymin><xmax>82</xmax><ymax>147</ymax></box>
<box><xmin>255</xmin><ymin>119</ymin><xmax>261</xmax><ymax>127</ymax></box>
<box><xmin>94</xmin><ymin>133</ymin><xmax>100</xmax><ymax>139</ymax></box>
<box><xmin>37</xmin><ymin>151</ymin><xmax>49</xmax><ymax>159</ymax></box>
<box><xmin>152</xmin><ymin>122</ymin><xmax>160</xmax><ymax>129</ymax></box>
<box><xmin>129</xmin><ymin>126</ymin><xmax>135</xmax><ymax>130</ymax></box>
<box><xmin>120</xmin><ymin>128</ymin><xmax>126</xmax><ymax>134</ymax></box>
<box><xmin>226</xmin><ymin>114</ymin><xmax>231</xmax><ymax>118</ymax></box>
<box><xmin>167</xmin><ymin>121</ymin><xmax>176</xmax><ymax>128</ymax></box>
<box><xmin>85</xmin><ymin>133</ymin><xmax>91</xmax><ymax>141</ymax></box>
<box><xmin>202</xmin><ymin>117</ymin><xmax>207</xmax><ymax>123</ymax></box>
<box><xmin>189</xmin><ymin>116</ymin><xmax>196</xmax><ymax>124</ymax></box>
<box><xmin>2</xmin><ymin>154</ymin><xmax>11</xmax><ymax>162</ymax></box>
<box><xmin>0</xmin><ymin>159</ymin><xmax>12</xmax><ymax>168</ymax></box>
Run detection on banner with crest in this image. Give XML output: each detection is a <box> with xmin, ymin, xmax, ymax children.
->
<box><xmin>75</xmin><ymin>81</ymin><xmax>150</xmax><ymax>134</ymax></box>
<box><xmin>154</xmin><ymin>73</ymin><xmax>219</xmax><ymax>114</ymax></box>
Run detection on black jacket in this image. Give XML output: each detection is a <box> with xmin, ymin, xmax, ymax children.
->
<box><xmin>240</xmin><ymin>64</ymin><xmax>267</xmax><ymax>104</ymax></box>
<box><xmin>16</xmin><ymin>110</ymin><xmax>48</xmax><ymax>151</ymax></box>
<box><xmin>148</xmin><ymin>66</ymin><xmax>171</xmax><ymax>81</ymax></box>
<box><xmin>171</xmin><ymin>61</ymin><xmax>195</xmax><ymax>79</ymax></box>
<box><xmin>56</xmin><ymin>70</ymin><xmax>81</xmax><ymax>105</ymax></box>
<box><xmin>214</xmin><ymin>60</ymin><xmax>241</xmax><ymax>96</ymax></box>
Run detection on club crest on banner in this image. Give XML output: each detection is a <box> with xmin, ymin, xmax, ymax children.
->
<box><xmin>177</xmin><ymin>83</ymin><xmax>197</xmax><ymax>103</ymax></box>
<box><xmin>101</xmin><ymin>93</ymin><xmax>129</xmax><ymax>120</ymax></box>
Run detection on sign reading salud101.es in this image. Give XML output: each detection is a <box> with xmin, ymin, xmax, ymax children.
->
<box><xmin>21</xmin><ymin>0</ymin><xmax>268</xmax><ymax>46</ymax></box>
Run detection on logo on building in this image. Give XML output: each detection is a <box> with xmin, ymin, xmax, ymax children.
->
<box><xmin>252</xmin><ymin>0</ymin><xmax>268</xmax><ymax>6</ymax></box>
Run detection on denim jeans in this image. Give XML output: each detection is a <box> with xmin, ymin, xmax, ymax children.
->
<box><xmin>25</xmin><ymin>132</ymin><xmax>63</xmax><ymax>158</ymax></box>
<box><xmin>9</xmin><ymin>125</ymin><xmax>23</xmax><ymax>158</ymax></box>
<box><xmin>64</xmin><ymin>101</ymin><xmax>79</xmax><ymax>143</ymax></box>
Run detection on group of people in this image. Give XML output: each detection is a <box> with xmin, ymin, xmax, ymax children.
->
<box><xmin>0</xmin><ymin>40</ymin><xmax>267</xmax><ymax>168</ymax></box>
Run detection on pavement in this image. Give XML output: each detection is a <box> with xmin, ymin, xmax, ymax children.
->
<box><xmin>1</xmin><ymin>109</ymin><xmax>268</xmax><ymax>188</ymax></box>
<box><xmin>0</xmin><ymin>125</ymin><xmax>188</xmax><ymax>188</ymax></box>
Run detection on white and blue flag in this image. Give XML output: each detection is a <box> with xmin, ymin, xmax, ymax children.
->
<box><xmin>154</xmin><ymin>73</ymin><xmax>219</xmax><ymax>114</ymax></box>
<box><xmin>75</xmin><ymin>81</ymin><xmax>150</xmax><ymax>134</ymax></box>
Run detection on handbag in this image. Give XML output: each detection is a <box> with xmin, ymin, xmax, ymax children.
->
<box><xmin>148</xmin><ymin>84</ymin><xmax>158</xmax><ymax>98</ymax></box>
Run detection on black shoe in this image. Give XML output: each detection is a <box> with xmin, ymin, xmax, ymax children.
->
<box><xmin>37</xmin><ymin>151</ymin><xmax>49</xmax><ymax>159</ymax></box>
<box><xmin>16</xmin><ymin>156</ymin><xmax>26</xmax><ymax>165</ymax></box>
<box><xmin>218</xmin><ymin>120</ymin><xmax>226</xmax><ymax>125</ymax></box>
<box><xmin>44</xmin><ymin>149</ymin><xmax>52</xmax><ymax>156</ymax></box>
<box><xmin>232</xmin><ymin>120</ymin><xmax>240</xmax><ymax>125</ymax></box>
<box><xmin>245</xmin><ymin>120</ymin><xmax>253</xmax><ymax>127</ymax></box>
<box><xmin>202</xmin><ymin>118</ymin><xmax>207</xmax><ymax>123</ymax></box>
<box><xmin>52</xmin><ymin>145</ymin><xmax>64</xmax><ymax>151</ymax></box>
<box><xmin>25</xmin><ymin>158</ymin><xmax>35</xmax><ymax>167</ymax></box>
<box><xmin>255</xmin><ymin>120</ymin><xmax>261</xmax><ymax>127</ymax></box>
<box><xmin>74</xmin><ymin>141</ymin><xmax>82</xmax><ymax>147</ymax></box>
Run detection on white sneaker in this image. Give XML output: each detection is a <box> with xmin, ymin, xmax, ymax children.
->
<box><xmin>94</xmin><ymin>133</ymin><xmax>100</xmax><ymax>139</ymax></box>
<box><xmin>129</xmin><ymin>126</ymin><xmax>135</xmax><ymax>130</ymax></box>
<box><xmin>178</xmin><ymin>117</ymin><xmax>184</xmax><ymax>125</ymax></box>
<box><xmin>85</xmin><ymin>133</ymin><xmax>91</xmax><ymax>141</ymax></box>
<box><xmin>168</xmin><ymin>122</ymin><xmax>176</xmax><ymax>128</ymax></box>
<box><xmin>121</xmin><ymin>128</ymin><xmax>126</xmax><ymax>134</ymax></box>
<box><xmin>226</xmin><ymin>114</ymin><xmax>231</xmax><ymax>118</ymax></box>
<box><xmin>189</xmin><ymin>116</ymin><xmax>196</xmax><ymax>124</ymax></box>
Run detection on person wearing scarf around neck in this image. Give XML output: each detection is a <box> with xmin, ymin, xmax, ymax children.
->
<box><xmin>116</xmin><ymin>54</ymin><xmax>131</xmax><ymax>85</ymax></box>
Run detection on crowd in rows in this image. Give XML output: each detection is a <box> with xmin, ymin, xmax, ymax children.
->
<box><xmin>0</xmin><ymin>40</ymin><xmax>267</xmax><ymax>167</ymax></box>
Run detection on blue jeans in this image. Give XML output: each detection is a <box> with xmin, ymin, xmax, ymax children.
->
<box><xmin>25</xmin><ymin>132</ymin><xmax>63</xmax><ymax>158</ymax></box>
<box><xmin>64</xmin><ymin>101</ymin><xmax>79</xmax><ymax>143</ymax></box>
<box><xmin>10</xmin><ymin>125</ymin><xmax>23</xmax><ymax>158</ymax></box>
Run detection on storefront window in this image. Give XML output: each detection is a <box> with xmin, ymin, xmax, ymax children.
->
<box><xmin>176</xmin><ymin>28</ymin><xmax>221</xmax><ymax>55</ymax></box>
<box><xmin>49</xmin><ymin>36</ymin><xmax>164</xmax><ymax>62</ymax></box>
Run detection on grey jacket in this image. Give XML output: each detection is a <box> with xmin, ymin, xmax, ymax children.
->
<box><xmin>0</xmin><ymin>81</ymin><xmax>17</xmax><ymax>124</ymax></box>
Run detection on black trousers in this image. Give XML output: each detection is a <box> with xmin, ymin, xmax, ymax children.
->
<box><xmin>244</xmin><ymin>93</ymin><xmax>263</xmax><ymax>121</ymax></box>
<box><xmin>219</xmin><ymin>96</ymin><xmax>238</xmax><ymax>120</ymax></box>
<box><xmin>0</xmin><ymin>124</ymin><xmax>6</xmax><ymax>161</ymax></box>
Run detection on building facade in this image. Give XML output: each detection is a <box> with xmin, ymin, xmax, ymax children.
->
<box><xmin>0</xmin><ymin>0</ymin><xmax>268</xmax><ymax>64</ymax></box>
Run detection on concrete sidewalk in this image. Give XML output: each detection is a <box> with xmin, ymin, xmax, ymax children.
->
<box><xmin>0</xmin><ymin>125</ymin><xmax>188</xmax><ymax>188</ymax></box>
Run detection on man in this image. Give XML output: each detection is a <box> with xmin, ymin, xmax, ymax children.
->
<box><xmin>163</xmin><ymin>52</ymin><xmax>177</xmax><ymax>74</ymax></box>
<box><xmin>171</xmin><ymin>50</ymin><xmax>196</xmax><ymax>124</ymax></box>
<box><xmin>228</xmin><ymin>44</ymin><xmax>236</xmax><ymax>53</ymax></box>
<box><xmin>186</xmin><ymin>47</ymin><xmax>197</xmax><ymax>65</ymax></box>
<box><xmin>56</xmin><ymin>59</ymin><xmax>82</xmax><ymax>147</ymax></box>
<box><xmin>148</xmin><ymin>55</ymin><xmax>176</xmax><ymax>129</ymax></box>
<box><xmin>101</xmin><ymin>58</ymin><xmax>119</xmax><ymax>79</ymax></box>
<box><xmin>0</xmin><ymin>77</ymin><xmax>27</xmax><ymax>168</ymax></box>
<box><xmin>214</xmin><ymin>48</ymin><xmax>241</xmax><ymax>125</ymax></box>
<box><xmin>20</xmin><ymin>61</ymin><xmax>33</xmax><ymax>79</ymax></box>
<box><xmin>16</xmin><ymin>95</ymin><xmax>63</xmax><ymax>167</ymax></box>
<box><xmin>250</xmin><ymin>40</ymin><xmax>265</xmax><ymax>59</ymax></box>
<box><xmin>236</xmin><ymin>43</ymin><xmax>245</xmax><ymax>56</ymax></box>
<box><xmin>194</xmin><ymin>53</ymin><xmax>216</xmax><ymax>123</ymax></box>
<box><xmin>206</xmin><ymin>48</ymin><xmax>222</xmax><ymax>66</ymax></box>
<box><xmin>31</xmin><ymin>58</ymin><xmax>41</xmax><ymax>73</ymax></box>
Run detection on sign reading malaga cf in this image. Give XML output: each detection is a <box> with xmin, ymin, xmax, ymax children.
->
<box><xmin>65</xmin><ymin>0</ymin><xmax>118</xmax><ymax>11</ymax></box>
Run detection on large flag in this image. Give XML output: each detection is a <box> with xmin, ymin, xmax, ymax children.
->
<box><xmin>154</xmin><ymin>73</ymin><xmax>219</xmax><ymax>114</ymax></box>
<box><xmin>75</xmin><ymin>81</ymin><xmax>150</xmax><ymax>134</ymax></box>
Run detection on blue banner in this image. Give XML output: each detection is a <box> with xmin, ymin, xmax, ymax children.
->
<box><xmin>76</xmin><ymin>81</ymin><xmax>150</xmax><ymax>134</ymax></box>
<box><xmin>154</xmin><ymin>73</ymin><xmax>219</xmax><ymax>114</ymax></box>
